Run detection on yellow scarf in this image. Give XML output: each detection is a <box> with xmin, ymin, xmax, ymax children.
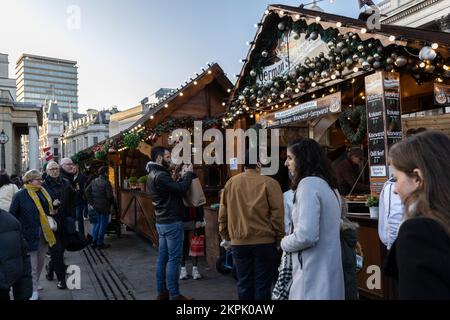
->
<box><xmin>24</xmin><ymin>184</ymin><xmax>56</xmax><ymax>248</ymax></box>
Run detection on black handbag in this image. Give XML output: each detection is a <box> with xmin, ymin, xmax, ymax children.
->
<box><xmin>66</xmin><ymin>232</ymin><xmax>89</xmax><ymax>252</ymax></box>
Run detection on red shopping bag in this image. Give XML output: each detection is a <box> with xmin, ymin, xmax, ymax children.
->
<box><xmin>189</xmin><ymin>235</ymin><xmax>205</xmax><ymax>257</ymax></box>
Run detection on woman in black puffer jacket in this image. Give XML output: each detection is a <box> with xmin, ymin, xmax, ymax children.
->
<box><xmin>0</xmin><ymin>209</ymin><xmax>33</xmax><ymax>300</ymax></box>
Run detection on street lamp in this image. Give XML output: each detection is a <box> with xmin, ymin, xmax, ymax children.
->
<box><xmin>0</xmin><ymin>130</ymin><xmax>9</xmax><ymax>171</ymax></box>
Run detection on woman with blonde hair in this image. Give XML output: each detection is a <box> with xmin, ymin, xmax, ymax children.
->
<box><xmin>385</xmin><ymin>131</ymin><xmax>450</xmax><ymax>299</ymax></box>
<box><xmin>9</xmin><ymin>169</ymin><xmax>57</xmax><ymax>300</ymax></box>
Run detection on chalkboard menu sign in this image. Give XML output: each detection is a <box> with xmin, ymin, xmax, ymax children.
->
<box><xmin>384</xmin><ymin>73</ymin><xmax>402</xmax><ymax>147</ymax></box>
<box><xmin>365</xmin><ymin>72</ymin><xmax>387</xmax><ymax>178</ymax></box>
<box><xmin>365</xmin><ymin>72</ymin><xmax>402</xmax><ymax>196</ymax></box>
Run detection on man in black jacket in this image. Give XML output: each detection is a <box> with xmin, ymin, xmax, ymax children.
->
<box><xmin>0</xmin><ymin>209</ymin><xmax>33</xmax><ymax>300</ymax></box>
<box><xmin>146</xmin><ymin>146</ymin><xmax>194</xmax><ymax>300</ymax></box>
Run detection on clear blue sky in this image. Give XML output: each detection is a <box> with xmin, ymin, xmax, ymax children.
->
<box><xmin>1</xmin><ymin>0</ymin><xmax>373</xmax><ymax>112</ymax></box>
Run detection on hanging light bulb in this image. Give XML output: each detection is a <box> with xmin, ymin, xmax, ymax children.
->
<box><xmin>227</xmin><ymin>88</ymin><xmax>232</xmax><ymax>93</ymax></box>
<box><xmin>361</xmin><ymin>28</ymin><xmax>367</xmax><ymax>34</ymax></box>
<box><xmin>316</xmin><ymin>16</ymin><xmax>321</xmax><ymax>22</ymax></box>
<box><xmin>389</xmin><ymin>35</ymin><xmax>396</xmax><ymax>42</ymax></box>
<box><xmin>164</xmin><ymin>104</ymin><xmax>169</xmax><ymax>108</ymax></box>
<box><xmin>431</xmin><ymin>43</ymin><xmax>439</xmax><ymax>50</ymax></box>
<box><xmin>336</xmin><ymin>22</ymin><xmax>342</xmax><ymax>28</ymax></box>
<box><xmin>353</xmin><ymin>67</ymin><xmax>359</xmax><ymax>73</ymax></box>
<box><xmin>194</xmin><ymin>81</ymin><xmax>198</xmax><ymax>85</ymax></box>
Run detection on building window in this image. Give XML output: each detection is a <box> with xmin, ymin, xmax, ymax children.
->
<box><xmin>54</xmin><ymin>148</ymin><xmax>59</xmax><ymax>156</ymax></box>
<box><xmin>93</xmin><ymin>137</ymin><xmax>98</xmax><ymax>145</ymax></box>
<box><xmin>85</xmin><ymin>136</ymin><xmax>88</xmax><ymax>148</ymax></box>
<box><xmin>54</xmin><ymin>138</ymin><xmax>58</xmax><ymax>145</ymax></box>
<box><xmin>53</xmin><ymin>114</ymin><xmax>58</xmax><ymax>120</ymax></box>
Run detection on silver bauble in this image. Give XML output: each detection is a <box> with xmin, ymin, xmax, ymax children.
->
<box><xmin>337</xmin><ymin>41</ymin><xmax>345</xmax><ymax>49</ymax></box>
<box><xmin>292</xmin><ymin>32</ymin><xmax>300</xmax><ymax>40</ymax></box>
<box><xmin>353</xmin><ymin>54</ymin><xmax>359</xmax><ymax>62</ymax></box>
<box><xmin>362</xmin><ymin>61</ymin><xmax>371</xmax><ymax>70</ymax></box>
<box><xmin>373</xmin><ymin>61</ymin><xmax>381</xmax><ymax>69</ymax></box>
<box><xmin>271</xmin><ymin>93</ymin><xmax>277</xmax><ymax>99</ymax></box>
<box><xmin>327</xmin><ymin>41</ymin><xmax>335</xmax><ymax>49</ymax></box>
<box><xmin>377</xmin><ymin>46</ymin><xmax>383</xmax><ymax>54</ymax></box>
<box><xmin>419</xmin><ymin>46</ymin><xmax>437</xmax><ymax>61</ymax></box>
<box><xmin>373</xmin><ymin>53</ymin><xmax>381</xmax><ymax>61</ymax></box>
<box><xmin>386</xmin><ymin>57</ymin><xmax>394</xmax><ymax>65</ymax></box>
<box><xmin>321</xmin><ymin>70</ymin><xmax>329</xmax><ymax>78</ymax></box>
<box><xmin>250</xmin><ymin>70</ymin><xmax>257</xmax><ymax>77</ymax></box>
<box><xmin>394</xmin><ymin>56</ymin><xmax>407</xmax><ymax>67</ymax></box>
<box><xmin>262</xmin><ymin>50</ymin><xmax>269</xmax><ymax>58</ymax></box>
<box><xmin>367</xmin><ymin>56</ymin><xmax>374</xmax><ymax>63</ymax></box>
<box><xmin>341</xmin><ymin>48</ymin><xmax>350</xmax><ymax>56</ymax></box>
<box><xmin>309</xmin><ymin>31</ymin><xmax>319</xmax><ymax>41</ymax></box>
<box><xmin>297</xmin><ymin>76</ymin><xmax>305</xmax><ymax>83</ymax></box>
<box><xmin>238</xmin><ymin>95</ymin><xmax>245</xmax><ymax>101</ymax></box>
<box><xmin>274</xmin><ymin>82</ymin><xmax>280</xmax><ymax>88</ymax></box>
<box><xmin>289</xmin><ymin>70</ymin><xmax>297</xmax><ymax>78</ymax></box>
<box><xmin>359</xmin><ymin>58</ymin><xmax>365</xmax><ymax>65</ymax></box>
<box><xmin>278</xmin><ymin>22</ymin><xmax>286</xmax><ymax>31</ymax></box>
<box><xmin>346</xmin><ymin>58</ymin><xmax>353</xmax><ymax>66</ymax></box>
<box><xmin>358</xmin><ymin>45</ymin><xmax>364</xmax><ymax>52</ymax></box>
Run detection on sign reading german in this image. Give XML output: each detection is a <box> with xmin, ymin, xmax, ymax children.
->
<box><xmin>260</xmin><ymin>92</ymin><xmax>341</xmax><ymax>128</ymax></box>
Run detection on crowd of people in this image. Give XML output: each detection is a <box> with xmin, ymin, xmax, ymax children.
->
<box><xmin>0</xmin><ymin>158</ymin><xmax>116</xmax><ymax>300</ymax></box>
<box><xmin>218</xmin><ymin>130</ymin><xmax>450</xmax><ymax>300</ymax></box>
<box><xmin>1</xmin><ymin>129</ymin><xmax>450</xmax><ymax>301</ymax></box>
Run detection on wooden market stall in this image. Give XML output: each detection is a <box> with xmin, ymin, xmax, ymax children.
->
<box><xmin>106</xmin><ymin>63</ymin><xmax>233</xmax><ymax>246</ymax></box>
<box><xmin>225</xmin><ymin>4</ymin><xmax>450</xmax><ymax>299</ymax></box>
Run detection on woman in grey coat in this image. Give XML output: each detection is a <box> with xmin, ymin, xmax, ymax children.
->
<box><xmin>281</xmin><ymin>138</ymin><xmax>345</xmax><ymax>300</ymax></box>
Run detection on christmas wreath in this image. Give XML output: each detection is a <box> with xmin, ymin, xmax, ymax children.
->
<box><xmin>339</xmin><ymin>105</ymin><xmax>367</xmax><ymax>144</ymax></box>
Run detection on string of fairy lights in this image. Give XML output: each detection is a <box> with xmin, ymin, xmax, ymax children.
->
<box><xmin>223</xmin><ymin>6</ymin><xmax>449</xmax><ymax>127</ymax></box>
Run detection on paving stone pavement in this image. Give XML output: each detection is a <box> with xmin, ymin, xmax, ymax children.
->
<box><xmin>37</xmin><ymin>227</ymin><xmax>238</xmax><ymax>300</ymax></box>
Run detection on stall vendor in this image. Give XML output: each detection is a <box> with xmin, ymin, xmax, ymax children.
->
<box><xmin>335</xmin><ymin>149</ymin><xmax>370</xmax><ymax>196</ymax></box>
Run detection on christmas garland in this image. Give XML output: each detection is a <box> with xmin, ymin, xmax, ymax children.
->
<box><xmin>123</xmin><ymin>132</ymin><xmax>144</xmax><ymax>149</ymax></box>
<box><xmin>339</xmin><ymin>105</ymin><xmax>366</xmax><ymax>145</ymax></box>
<box><xmin>154</xmin><ymin>116</ymin><xmax>222</xmax><ymax>135</ymax></box>
<box><xmin>225</xmin><ymin>13</ymin><xmax>448</xmax><ymax>125</ymax></box>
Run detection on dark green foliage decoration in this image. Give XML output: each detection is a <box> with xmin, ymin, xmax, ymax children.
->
<box><xmin>339</xmin><ymin>105</ymin><xmax>367</xmax><ymax>145</ymax></box>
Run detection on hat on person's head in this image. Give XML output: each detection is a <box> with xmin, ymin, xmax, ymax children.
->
<box><xmin>348</xmin><ymin>149</ymin><xmax>364</xmax><ymax>160</ymax></box>
<box><xmin>23</xmin><ymin>169</ymin><xmax>42</xmax><ymax>183</ymax></box>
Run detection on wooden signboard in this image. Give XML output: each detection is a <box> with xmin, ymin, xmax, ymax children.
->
<box><xmin>365</xmin><ymin>71</ymin><xmax>402</xmax><ymax>196</ymax></box>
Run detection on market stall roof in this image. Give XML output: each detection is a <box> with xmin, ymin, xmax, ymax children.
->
<box><xmin>224</xmin><ymin>4</ymin><xmax>450</xmax><ymax>125</ymax></box>
<box><xmin>126</xmin><ymin>62</ymin><xmax>233</xmax><ymax>130</ymax></box>
<box><xmin>83</xmin><ymin>62</ymin><xmax>233</xmax><ymax>154</ymax></box>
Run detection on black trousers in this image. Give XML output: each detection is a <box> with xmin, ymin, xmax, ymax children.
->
<box><xmin>47</xmin><ymin>233</ymin><xmax>67</xmax><ymax>281</ymax></box>
<box><xmin>232</xmin><ymin>243</ymin><xmax>279</xmax><ymax>300</ymax></box>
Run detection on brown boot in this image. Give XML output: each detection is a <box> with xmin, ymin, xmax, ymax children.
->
<box><xmin>156</xmin><ymin>290</ymin><xmax>169</xmax><ymax>300</ymax></box>
<box><xmin>172</xmin><ymin>294</ymin><xmax>195</xmax><ymax>300</ymax></box>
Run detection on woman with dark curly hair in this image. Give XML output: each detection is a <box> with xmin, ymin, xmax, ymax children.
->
<box><xmin>281</xmin><ymin>138</ymin><xmax>344</xmax><ymax>300</ymax></box>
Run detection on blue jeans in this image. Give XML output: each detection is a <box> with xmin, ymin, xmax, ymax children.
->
<box><xmin>155</xmin><ymin>221</ymin><xmax>184</xmax><ymax>299</ymax></box>
<box><xmin>232</xmin><ymin>243</ymin><xmax>279</xmax><ymax>300</ymax></box>
<box><xmin>75</xmin><ymin>204</ymin><xmax>86</xmax><ymax>236</ymax></box>
<box><xmin>92</xmin><ymin>213</ymin><xmax>109</xmax><ymax>246</ymax></box>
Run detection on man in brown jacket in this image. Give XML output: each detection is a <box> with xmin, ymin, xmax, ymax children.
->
<box><xmin>219</xmin><ymin>152</ymin><xmax>284</xmax><ymax>300</ymax></box>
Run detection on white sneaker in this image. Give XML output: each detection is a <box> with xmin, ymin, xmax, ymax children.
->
<box><xmin>179</xmin><ymin>266</ymin><xmax>189</xmax><ymax>280</ymax></box>
<box><xmin>29</xmin><ymin>291</ymin><xmax>39</xmax><ymax>300</ymax></box>
<box><xmin>192</xmin><ymin>266</ymin><xmax>202</xmax><ymax>280</ymax></box>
